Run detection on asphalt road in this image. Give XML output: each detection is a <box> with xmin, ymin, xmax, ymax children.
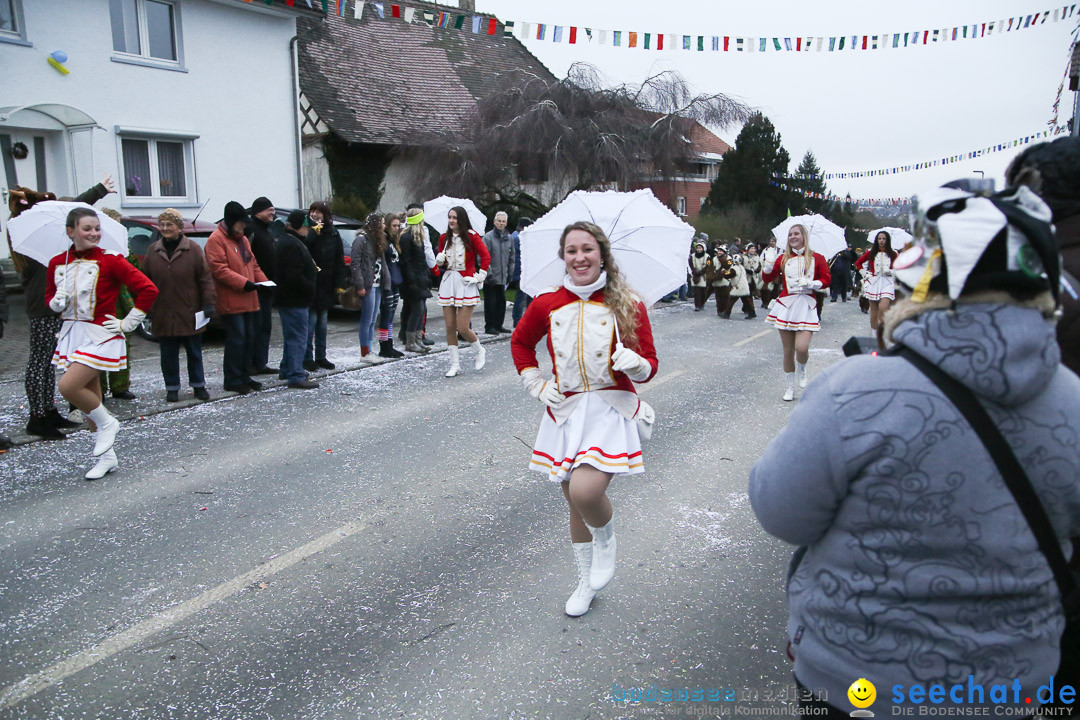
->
<box><xmin>0</xmin><ymin>297</ymin><xmax>872</xmax><ymax>720</ymax></box>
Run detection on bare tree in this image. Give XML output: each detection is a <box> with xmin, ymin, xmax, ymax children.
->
<box><xmin>398</xmin><ymin>64</ymin><xmax>753</xmax><ymax>218</ymax></box>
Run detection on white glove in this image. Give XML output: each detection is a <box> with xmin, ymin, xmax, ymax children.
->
<box><xmin>611</xmin><ymin>343</ymin><xmax>651</xmax><ymax>381</ymax></box>
<box><xmin>48</xmin><ymin>289</ymin><xmax>69</xmax><ymax>313</ymax></box>
<box><xmin>473</xmin><ymin>269</ymin><xmax>488</xmax><ymax>285</ymax></box>
<box><xmin>809</xmin><ymin>279</ymin><xmax>823</xmax><ymax>291</ymax></box>
<box><xmin>794</xmin><ymin>276</ymin><xmax>813</xmax><ymax>294</ymax></box>
<box><xmin>883</xmin><ymin>269</ymin><xmax>893</xmax><ymax>278</ymax></box>
<box><xmin>120</xmin><ymin>308</ymin><xmax>147</xmax><ymax>333</ymax></box>
<box><xmin>521</xmin><ymin>368</ymin><xmax>566</xmax><ymax>408</ymax></box>
<box><xmin>102</xmin><ymin>314</ymin><xmax>123</xmax><ymax>333</ymax></box>
<box><xmin>435</xmin><ymin>252</ymin><xmax>447</xmax><ymax>266</ymax></box>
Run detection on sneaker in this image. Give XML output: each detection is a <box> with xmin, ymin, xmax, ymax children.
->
<box><xmin>193</xmin><ymin>387</ymin><xmax>210</xmax><ymax>401</ymax></box>
<box><xmin>166</xmin><ymin>390</ymin><xmax>179</xmax><ymax>402</ymax></box>
<box><xmin>287</xmin><ymin>380</ymin><xmax>320</xmax><ymax>389</ymax></box>
<box><xmin>316</xmin><ymin>358</ymin><xmax>335</xmax><ymax>370</ymax></box>
<box><xmin>246</xmin><ymin>380</ymin><xmax>264</xmax><ymax>391</ymax></box>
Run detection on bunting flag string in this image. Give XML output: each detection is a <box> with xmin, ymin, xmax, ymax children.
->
<box><xmin>348</xmin><ymin>2</ymin><xmax>1077</xmax><ymax>54</ymax></box>
<box><xmin>770</xmin><ymin>181</ymin><xmax>911</xmax><ymax>207</ymax></box>
<box><xmin>768</xmin><ymin>127</ymin><xmax>1068</xmax><ymax>181</ymax></box>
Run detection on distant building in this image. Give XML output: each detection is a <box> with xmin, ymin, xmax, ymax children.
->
<box><xmin>632</xmin><ymin>119</ymin><xmax>732</xmax><ymax>220</ymax></box>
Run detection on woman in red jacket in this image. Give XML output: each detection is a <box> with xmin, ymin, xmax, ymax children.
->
<box><xmin>761</xmin><ymin>224</ymin><xmax>831</xmax><ymax>402</ymax></box>
<box><xmin>855</xmin><ymin>231</ymin><xmax>899</xmax><ymax>332</ymax></box>
<box><xmin>435</xmin><ymin>206</ymin><xmax>490</xmax><ymax>377</ymax></box>
<box><xmin>46</xmin><ymin>207</ymin><xmax>158</xmax><ymax>479</ymax></box>
<box><xmin>511</xmin><ymin>221</ymin><xmax>658</xmax><ymax>617</ymax></box>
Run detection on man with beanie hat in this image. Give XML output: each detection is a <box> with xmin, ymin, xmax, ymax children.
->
<box><xmin>247</xmin><ymin>197</ymin><xmax>277</xmax><ymax>375</ymax></box>
<box><xmin>206</xmin><ymin>200</ymin><xmax>269</xmax><ymax>394</ymax></box>
<box><xmin>274</xmin><ymin>210</ymin><xmax>319</xmax><ymax>389</ymax></box>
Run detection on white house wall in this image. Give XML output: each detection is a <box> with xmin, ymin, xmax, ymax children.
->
<box><xmin>0</xmin><ymin>0</ymin><xmax>302</xmax><ymax>258</ymax></box>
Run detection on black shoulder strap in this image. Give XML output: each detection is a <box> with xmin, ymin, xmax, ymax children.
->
<box><xmin>895</xmin><ymin>345</ymin><xmax>1079</xmax><ymax>615</ymax></box>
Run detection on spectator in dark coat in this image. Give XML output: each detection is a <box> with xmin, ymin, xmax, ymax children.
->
<box><xmin>303</xmin><ymin>201</ymin><xmax>348</xmax><ymax>370</ymax></box>
<box><xmin>247</xmin><ymin>196</ymin><xmax>277</xmax><ymax>375</ymax></box>
<box><xmin>9</xmin><ymin>178</ymin><xmax>113</xmax><ymax>439</ymax></box>
<box><xmin>482</xmin><ymin>211</ymin><xmax>515</xmax><ymax>334</ymax></box>
<box><xmin>399</xmin><ymin>207</ymin><xmax>433</xmax><ymax>353</ymax></box>
<box><xmin>274</xmin><ymin>211</ymin><xmax>319</xmax><ymax>389</ymax></box>
<box><xmin>829</xmin><ymin>248</ymin><xmax>853</xmax><ymax>302</ymax></box>
<box><xmin>141</xmin><ymin>209</ymin><xmax>217</xmax><ymax>402</ymax></box>
<box><xmin>1006</xmin><ymin>136</ymin><xmax>1080</xmax><ymax>376</ymax></box>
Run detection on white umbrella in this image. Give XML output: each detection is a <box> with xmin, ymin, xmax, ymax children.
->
<box><xmin>519</xmin><ymin>189</ymin><xmax>695</xmax><ymax>306</ymax></box>
<box><xmin>866</xmin><ymin>226</ymin><xmax>914</xmax><ymax>250</ymax></box>
<box><xmin>772</xmin><ymin>214</ymin><xmax>848</xmax><ymax>260</ymax></box>
<box><xmin>8</xmin><ymin>201</ymin><xmax>128</xmax><ymax>265</ymax></box>
<box><xmin>422</xmin><ymin>196</ymin><xmax>488</xmax><ymax>236</ymax></box>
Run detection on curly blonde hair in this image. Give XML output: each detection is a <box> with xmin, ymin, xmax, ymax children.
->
<box><xmin>781</xmin><ymin>223</ymin><xmax>815</xmax><ymax>279</ymax></box>
<box><xmin>558</xmin><ymin>221</ymin><xmax>642</xmax><ymax>349</ymax></box>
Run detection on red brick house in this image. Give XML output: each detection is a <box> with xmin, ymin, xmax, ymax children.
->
<box><xmin>634</xmin><ymin>120</ymin><xmax>732</xmax><ymax>219</ymax></box>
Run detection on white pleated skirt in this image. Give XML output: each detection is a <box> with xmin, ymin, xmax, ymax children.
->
<box><xmin>437</xmin><ymin>270</ymin><xmax>481</xmax><ymax>308</ymax></box>
<box><xmin>864</xmin><ymin>275</ymin><xmax>896</xmax><ymax>302</ymax></box>
<box><xmin>529</xmin><ymin>392</ymin><xmax>644</xmax><ymax>483</ymax></box>
<box><xmin>765</xmin><ymin>293</ymin><xmax>821</xmax><ymax>332</ymax></box>
<box><xmin>53</xmin><ymin>321</ymin><xmax>127</xmax><ymax>372</ymax></box>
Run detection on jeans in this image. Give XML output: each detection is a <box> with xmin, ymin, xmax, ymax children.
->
<box><xmin>306</xmin><ymin>307</ymin><xmax>329</xmax><ymax>362</ymax></box>
<box><xmin>483</xmin><ymin>282</ymin><xmax>506</xmax><ymax>331</ymax></box>
<box><xmin>252</xmin><ymin>287</ymin><xmax>275</xmax><ymax>369</ymax></box>
<box><xmin>159</xmin><ymin>335</ymin><xmax>206</xmax><ymax>391</ymax></box>
<box><xmin>512</xmin><ymin>290</ymin><xmax>532</xmax><ymax>327</ymax></box>
<box><xmin>278</xmin><ymin>307</ymin><xmax>310</xmax><ymax>383</ymax></box>
<box><xmin>677</xmin><ymin>282</ymin><xmax>689</xmax><ymax>300</ymax></box>
<box><xmin>358</xmin><ymin>286</ymin><xmax>382</xmax><ymax>348</ymax></box>
<box><xmin>220</xmin><ymin>312</ymin><xmax>257</xmax><ymax>387</ymax></box>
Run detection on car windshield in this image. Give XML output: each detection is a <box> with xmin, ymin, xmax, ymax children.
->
<box><xmin>337</xmin><ymin>227</ymin><xmax>359</xmax><ymax>253</ymax></box>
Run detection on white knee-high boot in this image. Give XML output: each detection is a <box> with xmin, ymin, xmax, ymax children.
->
<box><xmin>586</xmin><ymin>520</ymin><xmax>617</xmax><ymax>591</ymax></box>
<box><xmin>783</xmin><ymin>372</ymin><xmax>796</xmax><ymax>402</ymax></box>
<box><xmin>565</xmin><ymin>542</ymin><xmax>597</xmax><ymax>616</ymax></box>
<box><xmin>796</xmin><ymin>361</ymin><xmax>808</xmax><ymax>388</ymax></box>
<box><xmin>445</xmin><ymin>345</ymin><xmax>461</xmax><ymax>377</ymax></box>
<box><xmin>474</xmin><ymin>340</ymin><xmax>486</xmax><ymax>371</ymax></box>
<box><xmin>85</xmin><ymin>449</ymin><xmax>118</xmax><ymax>480</ymax></box>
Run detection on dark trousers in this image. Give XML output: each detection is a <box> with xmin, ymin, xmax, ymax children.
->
<box><xmin>401</xmin><ymin>296</ymin><xmax>425</xmax><ymax>333</ymax></box>
<box><xmin>26</xmin><ymin>315</ymin><xmax>63</xmax><ymax>418</ymax></box>
<box><xmin>252</xmin><ymin>288</ymin><xmax>274</xmax><ymax>369</ymax></box>
<box><xmin>512</xmin><ymin>289</ymin><xmax>531</xmax><ymax>326</ymax></box>
<box><xmin>378</xmin><ymin>289</ymin><xmax>399</xmax><ymax>341</ymax></box>
<box><xmin>692</xmin><ymin>286</ymin><xmax>709</xmax><ymax>309</ymax></box>
<box><xmin>726</xmin><ymin>294</ymin><xmax>756</xmax><ymax>314</ymax></box>
<box><xmin>159</xmin><ymin>335</ymin><xmax>206</xmax><ymax>391</ymax></box>
<box><xmin>830</xmin><ymin>273</ymin><xmax>850</xmax><ymax>301</ymax></box>
<box><xmin>714</xmin><ymin>286</ymin><xmax>731</xmax><ymax>315</ymax></box>
<box><xmin>483</xmin><ymin>281</ymin><xmax>506</xmax><ymax>331</ymax></box>
<box><xmin>306</xmin><ymin>307</ymin><xmax>328</xmax><ymax>362</ymax></box>
<box><xmin>220</xmin><ymin>311</ymin><xmax>257</xmax><ymax>387</ymax></box>
<box><xmin>277</xmin><ymin>307</ymin><xmax>309</xmax><ymax>383</ymax></box>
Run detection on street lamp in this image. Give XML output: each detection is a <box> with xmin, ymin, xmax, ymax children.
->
<box><xmin>973</xmin><ymin>170</ymin><xmax>985</xmax><ymax>178</ymax></box>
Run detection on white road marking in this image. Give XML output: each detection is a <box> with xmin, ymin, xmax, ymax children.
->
<box><xmin>0</xmin><ymin>518</ymin><xmax>370</xmax><ymax>710</ymax></box>
<box><xmin>732</xmin><ymin>329</ymin><xmax>772</xmax><ymax>348</ymax></box>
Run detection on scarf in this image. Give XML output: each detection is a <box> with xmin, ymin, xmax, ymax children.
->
<box><xmin>563</xmin><ymin>271</ymin><xmax>608</xmax><ymax>299</ymax></box>
<box><xmin>219</xmin><ymin>221</ymin><xmax>252</xmax><ymax>263</ymax></box>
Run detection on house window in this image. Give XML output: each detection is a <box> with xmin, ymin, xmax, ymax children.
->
<box><xmin>109</xmin><ymin>0</ymin><xmax>182</xmax><ymax>66</ymax></box>
<box><xmin>0</xmin><ymin>0</ymin><xmax>29</xmax><ymax>45</ymax></box>
<box><xmin>118</xmin><ymin>132</ymin><xmax>196</xmax><ymax>205</ymax></box>
<box><xmin>676</xmin><ymin>197</ymin><xmax>687</xmax><ymax>216</ymax></box>
<box><xmin>517</xmin><ymin>154</ymin><xmax>549</xmax><ymax>184</ymax></box>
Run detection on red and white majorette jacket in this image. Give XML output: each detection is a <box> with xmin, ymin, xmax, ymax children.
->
<box><xmin>46</xmin><ymin>246</ymin><xmax>158</xmax><ymax>327</ymax></box>
<box><xmin>761</xmin><ymin>250</ymin><xmax>831</xmax><ymax>298</ymax></box>
<box><xmin>511</xmin><ymin>285</ymin><xmax>658</xmax><ymax>422</ymax></box>
<box><xmin>436</xmin><ymin>230</ymin><xmax>490</xmax><ymax>278</ymax></box>
<box><xmin>855</xmin><ymin>248</ymin><xmax>897</xmax><ymax>277</ymax></box>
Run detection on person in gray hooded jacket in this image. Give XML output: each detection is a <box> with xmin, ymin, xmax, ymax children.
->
<box><xmin>749</xmin><ymin>181</ymin><xmax>1080</xmax><ymax>718</ymax></box>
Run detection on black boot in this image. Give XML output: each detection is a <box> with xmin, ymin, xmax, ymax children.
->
<box><xmin>46</xmin><ymin>407</ymin><xmax>82</xmax><ymax>429</ymax></box>
<box><xmin>26</xmin><ymin>415</ymin><xmax>65</xmax><ymax>440</ymax></box>
<box><xmin>378</xmin><ymin>340</ymin><xmax>404</xmax><ymax>358</ymax></box>
<box><xmin>0</xmin><ymin>434</ymin><xmax>11</xmax><ymax>450</ymax></box>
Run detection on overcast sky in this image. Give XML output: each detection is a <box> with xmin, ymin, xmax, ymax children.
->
<box><xmin>469</xmin><ymin>0</ymin><xmax>1078</xmax><ymax>202</ymax></box>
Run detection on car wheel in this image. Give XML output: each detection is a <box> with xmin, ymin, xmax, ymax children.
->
<box><xmin>135</xmin><ymin>315</ymin><xmax>158</xmax><ymax>343</ymax></box>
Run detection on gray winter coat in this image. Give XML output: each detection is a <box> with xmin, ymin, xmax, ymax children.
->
<box><xmin>482</xmin><ymin>228</ymin><xmax>514</xmax><ymax>285</ymax></box>
<box><xmin>749</xmin><ymin>302</ymin><xmax>1080</xmax><ymax>713</ymax></box>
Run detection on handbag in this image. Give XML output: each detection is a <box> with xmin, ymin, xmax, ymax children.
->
<box><xmin>338</xmin><ymin>286</ymin><xmax>362</xmax><ymax>311</ymax></box>
<box><xmin>895</xmin><ymin>346</ymin><xmax>1080</xmax><ymax>703</ymax></box>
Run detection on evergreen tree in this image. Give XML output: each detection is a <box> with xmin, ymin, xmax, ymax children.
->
<box><xmin>793</xmin><ymin>151</ymin><xmax>828</xmax><ymax>215</ymax></box>
<box><xmin>703</xmin><ymin>113</ymin><xmax>791</xmax><ymax>221</ymax></box>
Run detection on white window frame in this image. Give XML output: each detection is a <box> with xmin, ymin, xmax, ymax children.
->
<box><xmin>109</xmin><ymin>0</ymin><xmax>186</xmax><ymax>72</ymax></box>
<box><xmin>0</xmin><ymin>0</ymin><xmax>31</xmax><ymax>47</ymax></box>
<box><xmin>115</xmin><ymin>127</ymin><xmax>199</xmax><ymax>208</ymax></box>
<box><xmin>676</xmin><ymin>196</ymin><xmax>687</xmax><ymax>216</ymax></box>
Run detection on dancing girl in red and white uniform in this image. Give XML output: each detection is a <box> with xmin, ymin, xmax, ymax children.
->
<box><xmin>855</xmin><ymin>230</ymin><xmax>899</xmax><ymax>332</ymax></box>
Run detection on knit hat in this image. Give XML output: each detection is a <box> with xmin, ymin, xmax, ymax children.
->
<box><xmin>158</xmin><ymin>208</ymin><xmax>184</xmax><ymax>229</ymax></box>
<box><xmin>223</xmin><ymin>201</ymin><xmax>249</xmax><ymax>227</ymax></box>
<box><xmin>250</xmin><ymin>196</ymin><xmax>274</xmax><ymax>215</ymax></box>
<box><xmin>286</xmin><ymin>209</ymin><xmax>306</xmax><ymax>230</ymax></box>
<box><xmin>895</xmin><ymin>183</ymin><xmax>1058</xmax><ymax>304</ymax></box>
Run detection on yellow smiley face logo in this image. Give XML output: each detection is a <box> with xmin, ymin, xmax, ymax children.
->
<box><xmin>848</xmin><ymin>678</ymin><xmax>876</xmax><ymax>709</ymax></box>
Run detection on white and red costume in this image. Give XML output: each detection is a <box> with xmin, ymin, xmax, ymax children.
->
<box><xmin>761</xmin><ymin>250</ymin><xmax>831</xmax><ymax>332</ymax></box>
<box><xmin>46</xmin><ymin>247</ymin><xmax>158</xmax><ymax>371</ymax></box>
<box><xmin>436</xmin><ymin>230</ymin><xmax>491</xmax><ymax>307</ymax></box>
<box><xmin>855</xmin><ymin>248</ymin><xmax>898</xmax><ymax>302</ymax></box>
<box><xmin>511</xmin><ymin>276</ymin><xmax>658</xmax><ymax>482</ymax></box>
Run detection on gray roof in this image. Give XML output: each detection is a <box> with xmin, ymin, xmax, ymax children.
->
<box><xmin>297</xmin><ymin>3</ymin><xmax>556</xmax><ymax>146</ymax></box>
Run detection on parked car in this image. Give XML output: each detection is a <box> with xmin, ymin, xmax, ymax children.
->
<box><xmin>119</xmin><ymin>215</ymin><xmax>218</xmax><ymax>341</ymax></box>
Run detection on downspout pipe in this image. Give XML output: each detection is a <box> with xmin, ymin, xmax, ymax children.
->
<box><xmin>289</xmin><ymin>35</ymin><xmax>305</xmax><ymax>206</ymax></box>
